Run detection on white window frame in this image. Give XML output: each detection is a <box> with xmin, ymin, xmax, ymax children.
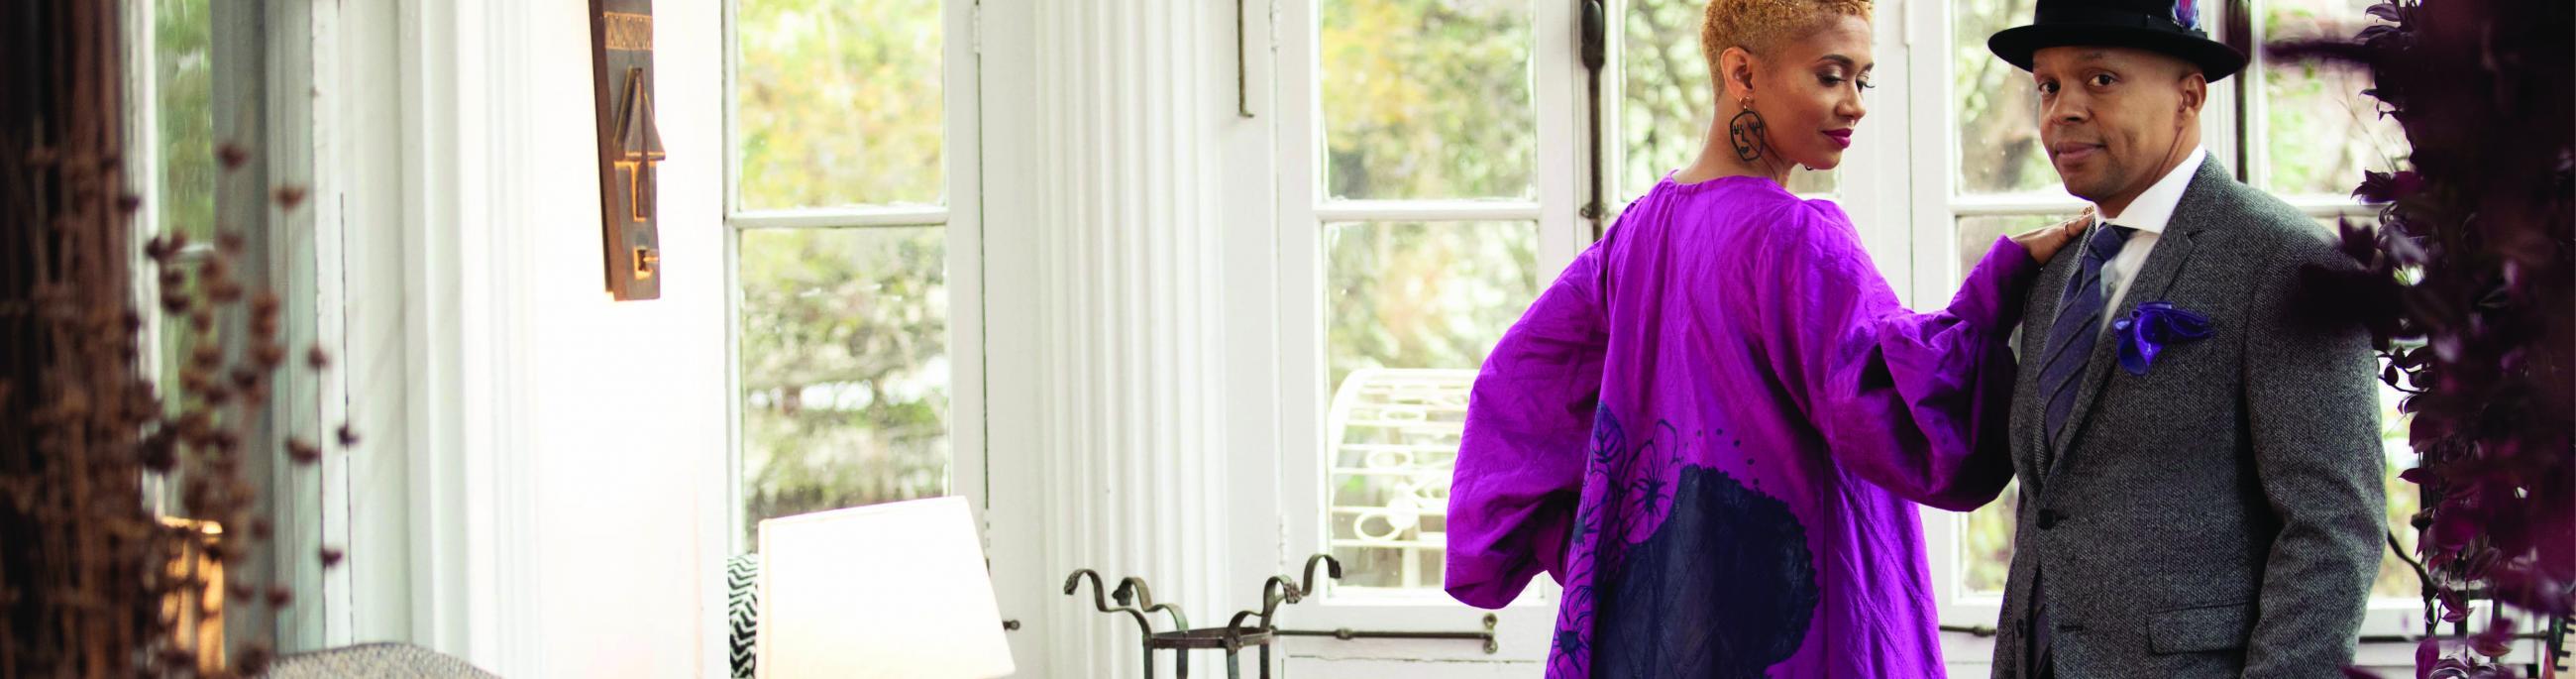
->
<box><xmin>1271</xmin><ymin>0</ymin><xmax>1586</xmax><ymax>662</ymax></box>
<box><xmin>121</xmin><ymin>0</ymin><xmax>354</xmax><ymax>653</ymax></box>
<box><xmin>1902</xmin><ymin>0</ymin><xmax>2460</xmax><ymax>669</ymax></box>
<box><xmin>125</xmin><ymin>0</ymin><xmax>183</xmax><ymax>432</ymax></box>
<box><xmin>1269</xmin><ymin>0</ymin><xmax>1914</xmax><ymax>663</ymax></box>
<box><xmin>1272</xmin><ymin>0</ymin><xmax>2441</xmax><ymax>668</ymax></box>
<box><xmin>718</xmin><ymin>0</ymin><xmax>990</xmax><ymax>563</ymax></box>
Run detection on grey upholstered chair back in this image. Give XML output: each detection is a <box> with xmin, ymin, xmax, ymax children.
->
<box><xmin>267</xmin><ymin>642</ymin><xmax>499</xmax><ymax>679</ymax></box>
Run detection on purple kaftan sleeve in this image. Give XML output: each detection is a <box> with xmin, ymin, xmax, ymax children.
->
<box><xmin>1445</xmin><ymin>240</ymin><xmax>1609</xmax><ymax>610</ymax></box>
<box><xmin>1756</xmin><ymin>201</ymin><xmax>2036</xmax><ymax>511</ymax></box>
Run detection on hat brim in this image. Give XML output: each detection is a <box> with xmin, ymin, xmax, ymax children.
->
<box><xmin>1988</xmin><ymin>23</ymin><xmax>2248</xmax><ymax>82</ymax></box>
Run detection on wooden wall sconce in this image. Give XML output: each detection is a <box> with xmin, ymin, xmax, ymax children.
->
<box><xmin>590</xmin><ymin>0</ymin><xmax>663</xmax><ymax>300</ymax></box>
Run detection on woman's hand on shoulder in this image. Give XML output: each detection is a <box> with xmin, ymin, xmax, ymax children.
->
<box><xmin>2009</xmin><ymin>206</ymin><xmax>2094</xmax><ymax>266</ymax></box>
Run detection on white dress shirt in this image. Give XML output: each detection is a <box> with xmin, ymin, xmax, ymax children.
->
<box><xmin>2092</xmin><ymin>145</ymin><xmax>2206</xmax><ymax>332</ymax></box>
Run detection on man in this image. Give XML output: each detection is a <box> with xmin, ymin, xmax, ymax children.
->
<box><xmin>1982</xmin><ymin>0</ymin><xmax>2388</xmax><ymax>676</ymax></box>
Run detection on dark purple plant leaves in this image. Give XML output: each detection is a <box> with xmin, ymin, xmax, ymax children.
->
<box><xmin>2270</xmin><ymin>0</ymin><xmax>2573</xmax><ymax>674</ymax></box>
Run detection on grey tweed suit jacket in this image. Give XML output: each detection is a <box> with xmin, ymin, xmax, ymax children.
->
<box><xmin>1987</xmin><ymin>157</ymin><xmax>2386</xmax><ymax>678</ymax></box>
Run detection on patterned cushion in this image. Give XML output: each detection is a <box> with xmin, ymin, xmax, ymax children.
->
<box><xmin>728</xmin><ymin>553</ymin><xmax>761</xmax><ymax>679</ymax></box>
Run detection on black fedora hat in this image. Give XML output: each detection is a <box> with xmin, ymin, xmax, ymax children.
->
<box><xmin>1988</xmin><ymin>0</ymin><xmax>2248</xmax><ymax>81</ymax></box>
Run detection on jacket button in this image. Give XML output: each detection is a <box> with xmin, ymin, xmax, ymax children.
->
<box><xmin>2035</xmin><ymin>509</ymin><xmax>2063</xmax><ymax>529</ymax></box>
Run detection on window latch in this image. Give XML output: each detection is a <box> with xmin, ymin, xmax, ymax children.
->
<box><xmin>1580</xmin><ymin>0</ymin><xmax>1609</xmax><ymax>239</ymax></box>
<box><xmin>1237</xmin><ymin>0</ymin><xmax>1255</xmax><ymax>118</ymax></box>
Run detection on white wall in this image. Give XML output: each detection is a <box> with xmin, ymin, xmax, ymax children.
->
<box><xmin>329</xmin><ymin>0</ymin><xmax>729</xmax><ymax>672</ymax></box>
<box><xmin>510</xmin><ymin>0</ymin><xmax>728</xmax><ymax>675</ymax></box>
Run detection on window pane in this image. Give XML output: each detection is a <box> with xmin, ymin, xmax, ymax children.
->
<box><xmin>1954</xmin><ymin>214</ymin><xmax>2058</xmax><ymax>284</ymax></box>
<box><xmin>1953</xmin><ymin>0</ymin><xmax>2057</xmax><ymax>195</ymax></box>
<box><xmin>1961</xmin><ymin>481</ymin><xmax>2019</xmax><ymax>594</ymax></box>
<box><xmin>2308</xmin><ymin>215</ymin><xmax>2422</xmax><ymax>601</ymax></box>
<box><xmin>1621</xmin><ymin>0</ymin><xmax>1834</xmax><ymax>202</ymax></box>
<box><xmin>1321</xmin><ymin>0</ymin><xmax>1535</xmax><ymax>200</ymax></box>
<box><xmin>2373</xmin><ymin>380</ymin><xmax>2420</xmax><ymax>600</ymax></box>
<box><xmin>739</xmin><ymin>227</ymin><xmax>951</xmax><ymax>545</ymax></box>
<box><xmin>157</xmin><ymin>263</ymin><xmax>211</xmax><ymax>416</ymax></box>
<box><xmin>1951</xmin><ymin>214</ymin><xmax>2060</xmax><ymax>595</ymax></box>
<box><xmin>157</xmin><ymin>0</ymin><xmax>215</xmax><ymax>239</ymax></box>
<box><xmin>1325</xmin><ymin>221</ymin><xmax>1541</xmax><ymax>589</ymax></box>
<box><xmin>2260</xmin><ymin>0</ymin><xmax>2406</xmax><ymax>196</ymax></box>
<box><xmin>152</xmin><ymin>0</ymin><xmax>223</xmax><ymax>417</ymax></box>
<box><xmin>1326</xmin><ymin>370</ymin><xmax>1471</xmax><ymax>592</ymax></box>
<box><xmin>735</xmin><ymin>0</ymin><xmax>944</xmax><ymax>209</ymax></box>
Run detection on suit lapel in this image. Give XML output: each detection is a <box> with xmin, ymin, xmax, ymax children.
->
<box><xmin>2041</xmin><ymin>158</ymin><xmax>2233</xmax><ymax>477</ymax></box>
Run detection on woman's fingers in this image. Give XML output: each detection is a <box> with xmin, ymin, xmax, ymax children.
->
<box><xmin>2012</xmin><ymin>206</ymin><xmax>2096</xmax><ymax>265</ymax></box>
<box><xmin>2010</xmin><ymin>225</ymin><xmax>2063</xmax><ymax>264</ymax></box>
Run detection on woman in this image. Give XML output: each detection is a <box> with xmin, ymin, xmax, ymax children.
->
<box><xmin>1442</xmin><ymin>0</ymin><xmax>2085</xmax><ymax>676</ymax></box>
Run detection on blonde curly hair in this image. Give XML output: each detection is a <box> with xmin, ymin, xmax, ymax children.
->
<box><xmin>1701</xmin><ymin>0</ymin><xmax>1874</xmax><ymax>95</ymax></box>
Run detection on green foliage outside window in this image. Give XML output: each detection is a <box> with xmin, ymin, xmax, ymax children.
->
<box><xmin>1322</xmin><ymin>0</ymin><xmax>1536</xmax><ymax>200</ymax></box>
<box><xmin>734</xmin><ymin>0</ymin><xmax>951</xmax><ymax>546</ymax></box>
<box><xmin>736</xmin><ymin>0</ymin><xmax>944</xmax><ymax>210</ymax></box>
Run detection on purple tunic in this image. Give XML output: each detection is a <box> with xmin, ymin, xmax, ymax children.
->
<box><xmin>1445</xmin><ymin>175</ymin><xmax>2036</xmax><ymax>677</ymax></box>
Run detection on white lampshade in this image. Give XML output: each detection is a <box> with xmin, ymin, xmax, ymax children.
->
<box><xmin>758</xmin><ymin>496</ymin><xmax>1016</xmax><ymax>679</ymax></box>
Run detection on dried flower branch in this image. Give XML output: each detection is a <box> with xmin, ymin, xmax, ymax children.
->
<box><xmin>1</xmin><ymin>3</ymin><xmax>355</xmax><ymax>675</ymax></box>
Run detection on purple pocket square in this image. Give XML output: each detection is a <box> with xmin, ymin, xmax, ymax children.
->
<box><xmin>2112</xmin><ymin>301</ymin><xmax>2214</xmax><ymax>376</ymax></box>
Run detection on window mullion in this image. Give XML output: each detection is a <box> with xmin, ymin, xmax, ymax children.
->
<box><xmin>1534</xmin><ymin>0</ymin><xmax>1585</xmax><ymax>277</ymax></box>
<box><xmin>1950</xmin><ymin>196</ymin><xmax>2091</xmax><ymax>216</ymax></box>
<box><xmin>728</xmin><ymin>206</ymin><xmax>953</xmax><ymax>230</ymax></box>
<box><xmin>721</xmin><ymin>0</ymin><xmax>743</xmax><ymax>216</ymax></box>
<box><xmin>2228</xmin><ymin>0</ymin><xmax>2259</xmax><ymax>183</ymax></box>
<box><xmin>1314</xmin><ymin>200</ymin><xmax>1545</xmax><ymax>223</ymax></box>
<box><xmin>126</xmin><ymin>0</ymin><xmax>167</xmax><ymax>518</ymax></box>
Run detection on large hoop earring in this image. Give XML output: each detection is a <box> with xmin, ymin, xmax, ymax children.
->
<box><xmin>1728</xmin><ymin>98</ymin><xmax>1767</xmax><ymax>163</ymax></box>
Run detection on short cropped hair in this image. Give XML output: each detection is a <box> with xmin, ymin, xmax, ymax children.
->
<box><xmin>1701</xmin><ymin>0</ymin><xmax>1873</xmax><ymax>95</ymax></box>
